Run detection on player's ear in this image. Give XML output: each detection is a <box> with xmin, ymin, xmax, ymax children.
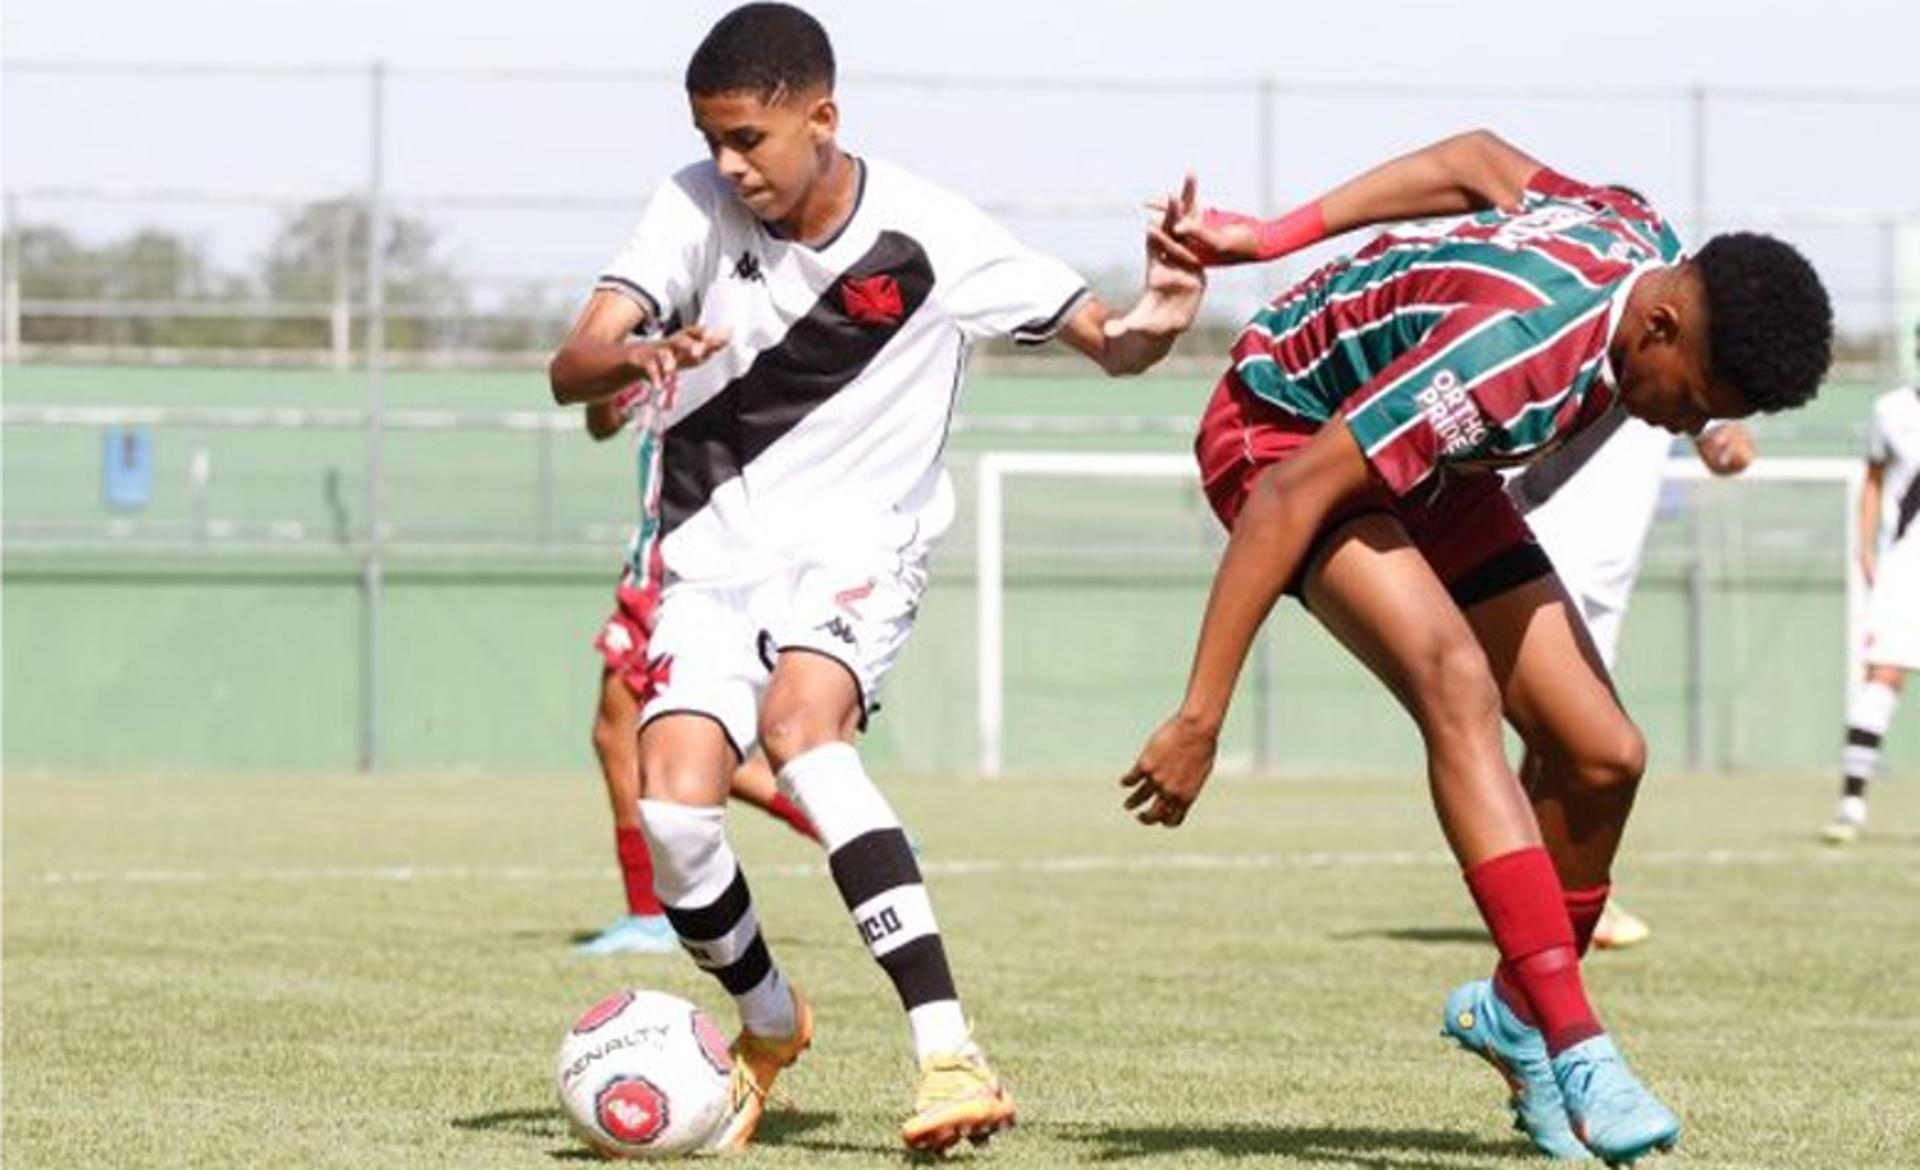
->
<box><xmin>1642</xmin><ymin>301</ymin><xmax>1682</xmax><ymax>348</ymax></box>
<box><xmin>805</xmin><ymin>93</ymin><xmax>838</xmax><ymax>145</ymax></box>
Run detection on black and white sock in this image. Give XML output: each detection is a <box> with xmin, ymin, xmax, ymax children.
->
<box><xmin>778</xmin><ymin>743</ymin><xmax>969</xmax><ymax>1059</ymax></box>
<box><xmin>638</xmin><ymin>800</ymin><xmax>796</xmax><ymax>1038</ymax></box>
<box><xmin>1839</xmin><ymin>680</ymin><xmax>1900</xmax><ymax>822</ymax></box>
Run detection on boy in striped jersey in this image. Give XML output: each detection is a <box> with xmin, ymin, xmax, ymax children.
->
<box><xmin>1122</xmin><ymin>130</ymin><xmax>1831</xmax><ymax>1164</ymax></box>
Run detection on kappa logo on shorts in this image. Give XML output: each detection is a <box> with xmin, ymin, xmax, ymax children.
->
<box><xmin>817</xmin><ymin>617</ymin><xmax>857</xmax><ymax>646</ymax></box>
<box><xmin>839</xmin><ymin>274</ymin><xmax>904</xmax><ymax>327</ymax></box>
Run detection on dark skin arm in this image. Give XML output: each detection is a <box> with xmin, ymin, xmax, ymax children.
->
<box><xmin>1120</xmin><ymin>420</ymin><xmax>1376</xmax><ymax>826</ymax></box>
<box><xmin>1052</xmin><ymin>177</ymin><xmax>1206</xmax><ymax>375</ymax></box>
<box><xmin>1164</xmin><ymin>129</ymin><xmax>1547</xmax><ymax>266</ymax></box>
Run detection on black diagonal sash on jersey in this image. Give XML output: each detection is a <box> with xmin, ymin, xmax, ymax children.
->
<box><xmin>661</xmin><ymin>230</ymin><xmax>936</xmax><ymax>535</ymax></box>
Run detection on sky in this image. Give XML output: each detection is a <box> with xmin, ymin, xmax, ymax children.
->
<box><xmin>4</xmin><ymin>0</ymin><xmax>1919</xmax><ymax>332</ymax></box>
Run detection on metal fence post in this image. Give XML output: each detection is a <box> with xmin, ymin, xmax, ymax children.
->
<box><xmin>332</xmin><ymin>201</ymin><xmax>353</xmax><ymax>373</ymax></box>
<box><xmin>360</xmin><ymin>60</ymin><xmax>389</xmax><ymax>775</ymax></box>
<box><xmin>3</xmin><ymin>193</ymin><xmax>20</xmax><ymax>360</ymax></box>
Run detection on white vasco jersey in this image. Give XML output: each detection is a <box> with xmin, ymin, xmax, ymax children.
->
<box><xmin>1866</xmin><ymin>386</ymin><xmax>1920</xmax><ymax>552</ymax></box>
<box><xmin>598</xmin><ymin>157</ymin><xmax>1087</xmax><ymax>584</ymax></box>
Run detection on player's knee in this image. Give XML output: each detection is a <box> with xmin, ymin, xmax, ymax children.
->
<box><xmin>757</xmin><ymin>710</ymin><xmax>838</xmax><ymax>771</ymax></box>
<box><xmin>1411</xmin><ymin>638</ymin><xmax>1502</xmax><ymax>735</ymax></box>
<box><xmin>1569</xmin><ymin>721</ymin><xmax>1647</xmax><ymax>795</ymax></box>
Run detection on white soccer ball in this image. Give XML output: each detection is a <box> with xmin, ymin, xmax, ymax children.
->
<box><xmin>555</xmin><ymin>989</ymin><xmax>734</xmax><ymax>1159</ymax></box>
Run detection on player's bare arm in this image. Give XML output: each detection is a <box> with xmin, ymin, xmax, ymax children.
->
<box><xmin>549</xmin><ymin>289</ymin><xmax>731</xmax><ymax>405</ymax></box>
<box><xmin>1055</xmin><ymin>177</ymin><xmax>1206</xmax><ymax>376</ymax></box>
<box><xmin>1120</xmin><ymin>421</ymin><xmax>1374</xmax><ymax>827</ymax></box>
<box><xmin>1164</xmin><ymin>129</ymin><xmax>1546</xmax><ymax>266</ymax></box>
<box><xmin>1859</xmin><ymin>460</ymin><xmax>1887</xmax><ymax>585</ymax></box>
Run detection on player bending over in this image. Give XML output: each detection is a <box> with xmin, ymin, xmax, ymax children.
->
<box><xmin>549</xmin><ymin>3</ymin><xmax>1202</xmax><ymax>1153</ymax></box>
<box><xmin>1823</xmin><ymin>321</ymin><xmax>1920</xmax><ymax>843</ymax></box>
<box><xmin>1122</xmin><ymin>130</ymin><xmax>1831</xmax><ymax>1164</ymax></box>
<box><xmin>575</xmin><ymin>382</ymin><xmax>817</xmax><ymax>958</ymax></box>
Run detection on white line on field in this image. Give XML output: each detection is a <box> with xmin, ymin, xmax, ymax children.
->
<box><xmin>21</xmin><ymin>846</ymin><xmax>1872</xmax><ymax>886</ymax></box>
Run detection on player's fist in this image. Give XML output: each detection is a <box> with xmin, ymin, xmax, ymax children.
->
<box><xmin>1694</xmin><ymin>423</ymin><xmax>1755</xmax><ymax>476</ymax></box>
<box><xmin>1120</xmin><ymin>713</ymin><xmax>1219</xmax><ymax>828</ymax></box>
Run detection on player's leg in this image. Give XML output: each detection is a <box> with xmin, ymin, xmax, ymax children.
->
<box><xmin>1458</xmin><ymin>572</ymin><xmax>1682</xmax><ymax>1160</ymax></box>
<box><xmin>1825</xmin><ymin>663</ymin><xmax>1907</xmax><ymax>843</ymax></box>
<box><xmin>632</xmin><ymin>586</ymin><xmax>810</xmax><ymax>1153</ymax></box>
<box><xmin>759</xmin><ymin>565</ymin><xmax>1013</xmax><ymax>1154</ymax></box>
<box><xmin>1303</xmin><ymin>518</ymin><xmax>1672</xmax><ymax>1161</ymax></box>
<box><xmin>728</xmin><ymin>750</ymin><xmax>821</xmax><ymax>842</ymax></box>
<box><xmin>574</xmin><ymin>666</ymin><xmax>676</xmax><ymax>955</ymax></box>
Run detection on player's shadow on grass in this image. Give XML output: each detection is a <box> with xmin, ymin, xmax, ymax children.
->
<box><xmin>1047</xmin><ymin>1120</ymin><xmax>1536</xmax><ymax>1167</ymax></box>
<box><xmin>451</xmin><ymin>1105</ymin><xmax>842</xmax><ymax>1160</ymax></box>
<box><xmin>1333</xmin><ymin>926</ymin><xmax>1490</xmax><ymax>947</ymax></box>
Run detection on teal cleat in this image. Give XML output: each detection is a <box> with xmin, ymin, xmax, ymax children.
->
<box><xmin>572</xmin><ymin>913</ymin><xmax>678</xmax><ymax>957</ymax></box>
<box><xmin>1442</xmin><ymin>979</ymin><xmax>1590</xmax><ymax>1160</ymax></box>
<box><xmin>1552</xmin><ymin>1035</ymin><xmax>1681</xmax><ymax>1166</ymax></box>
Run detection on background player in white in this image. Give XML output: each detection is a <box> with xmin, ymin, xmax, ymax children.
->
<box><xmin>1822</xmin><ymin>322</ymin><xmax>1920</xmax><ymax>843</ymax></box>
<box><xmin>547</xmin><ymin>4</ymin><xmax>1202</xmax><ymax>1154</ymax></box>
<box><xmin>1510</xmin><ymin>411</ymin><xmax>1754</xmax><ymax>947</ymax></box>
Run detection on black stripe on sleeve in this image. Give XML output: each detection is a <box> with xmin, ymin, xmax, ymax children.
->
<box><xmin>1011</xmin><ymin>286</ymin><xmax>1091</xmax><ymax>346</ymax></box>
<box><xmin>596</xmin><ymin>274</ymin><xmax>664</xmax><ymax>322</ymax></box>
<box><xmin>827</xmin><ymin>828</ymin><xmax>922</xmax><ymax>908</ymax></box>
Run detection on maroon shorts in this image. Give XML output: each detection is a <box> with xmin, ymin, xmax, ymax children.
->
<box><xmin>593</xmin><ymin>575</ymin><xmax>666</xmax><ymax>700</ymax></box>
<box><xmin>1194</xmin><ymin>373</ymin><xmax>1549</xmax><ymax>605</ymax></box>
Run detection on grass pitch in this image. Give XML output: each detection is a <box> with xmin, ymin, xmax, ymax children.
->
<box><xmin>5</xmin><ymin>768</ymin><xmax>1917</xmax><ymax>1168</ymax></box>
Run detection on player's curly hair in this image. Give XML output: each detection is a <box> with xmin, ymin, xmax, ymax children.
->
<box><xmin>685</xmin><ymin>3</ymin><xmax>835</xmax><ymax>100</ymax></box>
<box><xmin>1695</xmin><ymin>232</ymin><xmax>1832</xmax><ymax>413</ymax></box>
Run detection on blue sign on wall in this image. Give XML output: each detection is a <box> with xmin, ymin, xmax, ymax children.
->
<box><xmin>103</xmin><ymin>427</ymin><xmax>155</xmax><ymax>510</ymax></box>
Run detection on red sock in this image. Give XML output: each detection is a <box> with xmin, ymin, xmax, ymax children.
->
<box><xmin>1465</xmin><ymin>848</ymin><xmax>1603</xmax><ymax>1055</ymax></box>
<box><xmin>765</xmin><ymin>793</ymin><xmax>820</xmax><ymax>843</ymax></box>
<box><xmin>615</xmin><ymin>826</ymin><xmax>663</xmax><ymax>916</ymax></box>
<box><xmin>1493</xmin><ymin>882</ymin><xmax>1611</xmax><ymax>1025</ymax></box>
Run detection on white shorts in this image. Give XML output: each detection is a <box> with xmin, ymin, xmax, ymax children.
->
<box><xmin>637</xmin><ymin>549</ymin><xmax>930</xmax><ymax>756</ymax></box>
<box><xmin>1863</xmin><ymin>538</ymin><xmax>1920</xmax><ymax>671</ymax></box>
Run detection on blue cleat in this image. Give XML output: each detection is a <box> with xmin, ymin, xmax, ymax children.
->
<box><xmin>572</xmin><ymin>913</ymin><xmax>678</xmax><ymax>957</ymax></box>
<box><xmin>1552</xmin><ymin>1034</ymin><xmax>1681</xmax><ymax>1166</ymax></box>
<box><xmin>1442</xmin><ymin>979</ymin><xmax>1590</xmax><ymax>1160</ymax></box>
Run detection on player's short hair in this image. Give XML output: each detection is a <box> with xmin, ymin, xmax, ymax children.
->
<box><xmin>685</xmin><ymin>3</ymin><xmax>835</xmax><ymax>101</ymax></box>
<box><xmin>1695</xmin><ymin>232</ymin><xmax>1832</xmax><ymax>413</ymax></box>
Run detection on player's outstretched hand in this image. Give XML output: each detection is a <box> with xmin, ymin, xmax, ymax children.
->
<box><xmin>1102</xmin><ymin>175</ymin><xmax>1206</xmax><ymax>342</ymax></box>
<box><xmin>1693</xmin><ymin>423</ymin><xmax>1754</xmax><ymax>476</ymax></box>
<box><xmin>1120</xmin><ymin>714</ymin><xmax>1218</xmax><ymax>828</ymax></box>
<box><xmin>628</xmin><ymin>325</ymin><xmax>732</xmax><ymax>389</ymax></box>
<box><xmin>1150</xmin><ymin>174</ymin><xmax>1262</xmax><ymax>267</ymax></box>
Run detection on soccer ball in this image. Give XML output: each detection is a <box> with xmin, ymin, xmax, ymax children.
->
<box><xmin>555</xmin><ymin>989</ymin><xmax>734</xmax><ymax>1159</ymax></box>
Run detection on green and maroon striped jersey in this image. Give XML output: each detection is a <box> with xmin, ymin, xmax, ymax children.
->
<box><xmin>1229</xmin><ymin>169</ymin><xmax>1683</xmax><ymax>494</ymax></box>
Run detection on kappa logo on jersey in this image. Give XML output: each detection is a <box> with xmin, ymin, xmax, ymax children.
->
<box><xmin>732</xmin><ymin>250</ymin><xmax>764</xmax><ymax>283</ymax></box>
<box><xmin>818</xmin><ymin>617</ymin><xmax>857</xmax><ymax>646</ymax></box>
<box><xmin>596</xmin><ymin>1076</ymin><xmax>671</xmax><ymax>1145</ymax></box>
<box><xmin>1414</xmin><ymin>369</ymin><xmax>1488</xmax><ymax>456</ymax></box>
<box><xmin>839</xmin><ymin>274</ymin><xmax>904</xmax><ymax>327</ymax></box>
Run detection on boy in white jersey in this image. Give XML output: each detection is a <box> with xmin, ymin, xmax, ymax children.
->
<box><xmin>1823</xmin><ymin>322</ymin><xmax>1920</xmax><ymax>842</ymax></box>
<box><xmin>548</xmin><ymin>3</ymin><xmax>1202</xmax><ymax>1154</ymax></box>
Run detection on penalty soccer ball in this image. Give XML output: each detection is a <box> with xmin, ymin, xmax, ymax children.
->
<box><xmin>554</xmin><ymin>989</ymin><xmax>734</xmax><ymax>1159</ymax></box>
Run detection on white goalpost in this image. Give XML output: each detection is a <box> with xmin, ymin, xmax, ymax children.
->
<box><xmin>973</xmin><ymin>451</ymin><xmax>1867</xmax><ymax>779</ymax></box>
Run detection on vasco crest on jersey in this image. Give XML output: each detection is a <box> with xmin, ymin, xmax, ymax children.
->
<box><xmin>839</xmin><ymin>273</ymin><xmax>905</xmax><ymax>327</ymax></box>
